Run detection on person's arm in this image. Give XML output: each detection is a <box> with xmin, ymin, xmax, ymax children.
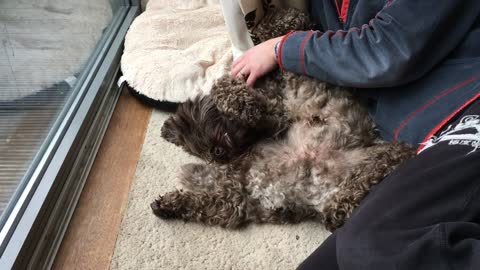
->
<box><xmin>278</xmin><ymin>0</ymin><xmax>480</xmax><ymax>88</ymax></box>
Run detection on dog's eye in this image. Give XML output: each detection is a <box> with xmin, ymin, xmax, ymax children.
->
<box><xmin>213</xmin><ymin>147</ymin><xmax>225</xmax><ymax>157</ymax></box>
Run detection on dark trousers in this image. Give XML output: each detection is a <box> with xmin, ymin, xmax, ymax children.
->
<box><xmin>298</xmin><ymin>99</ymin><xmax>480</xmax><ymax>270</ymax></box>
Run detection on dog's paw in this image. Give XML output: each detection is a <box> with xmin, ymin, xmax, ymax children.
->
<box><xmin>151</xmin><ymin>193</ymin><xmax>183</xmax><ymax>219</ymax></box>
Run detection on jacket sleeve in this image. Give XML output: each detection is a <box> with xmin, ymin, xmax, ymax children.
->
<box><xmin>278</xmin><ymin>0</ymin><xmax>480</xmax><ymax>88</ymax></box>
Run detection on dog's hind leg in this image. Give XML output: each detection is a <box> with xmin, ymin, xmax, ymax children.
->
<box><xmin>320</xmin><ymin>142</ymin><xmax>416</xmax><ymax>231</ymax></box>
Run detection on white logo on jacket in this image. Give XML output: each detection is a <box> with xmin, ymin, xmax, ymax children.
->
<box><xmin>419</xmin><ymin>115</ymin><xmax>480</xmax><ymax>154</ymax></box>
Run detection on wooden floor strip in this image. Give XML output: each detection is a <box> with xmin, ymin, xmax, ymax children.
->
<box><xmin>52</xmin><ymin>88</ymin><xmax>152</xmax><ymax>270</ymax></box>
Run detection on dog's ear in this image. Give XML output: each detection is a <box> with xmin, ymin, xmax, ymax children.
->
<box><xmin>211</xmin><ymin>76</ymin><xmax>268</xmax><ymax>127</ymax></box>
<box><xmin>161</xmin><ymin>116</ymin><xmax>186</xmax><ymax>146</ymax></box>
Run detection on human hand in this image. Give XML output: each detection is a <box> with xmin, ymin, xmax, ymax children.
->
<box><xmin>231</xmin><ymin>36</ymin><xmax>283</xmax><ymax>87</ymax></box>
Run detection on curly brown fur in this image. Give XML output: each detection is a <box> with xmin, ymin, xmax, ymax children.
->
<box><xmin>319</xmin><ymin>142</ymin><xmax>415</xmax><ymax>231</ymax></box>
<box><xmin>157</xmin><ymin>83</ymin><xmax>416</xmax><ymax>231</ymax></box>
<box><xmin>210</xmin><ymin>74</ymin><xmax>286</xmax><ymax>128</ymax></box>
<box><xmin>151</xmin><ymin>162</ymin><xmax>319</xmax><ymax>228</ymax></box>
<box><xmin>155</xmin><ymin>116</ymin><xmax>415</xmax><ymax>231</ymax></box>
<box><xmin>161</xmin><ymin>95</ymin><xmax>283</xmax><ymax>163</ymax></box>
<box><xmin>250</xmin><ymin>8</ymin><xmax>315</xmax><ymax>45</ymax></box>
<box><xmin>155</xmin><ymin>8</ymin><xmax>416</xmax><ymax>231</ymax></box>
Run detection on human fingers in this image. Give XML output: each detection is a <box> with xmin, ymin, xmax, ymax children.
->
<box><xmin>231</xmin><ymin>54</ymin><xmax>246</xmax><ymax>76</ymax></box>
<box><xmin>246</xmin><ymin>71</ymin><xmax>258</xmax><ymax>87</ymax></box>
<box><xmin>231</xmin><ymin>59</ymin><xmax>245</xmax><ymax>77</ymax></box>
<box><xmin>238</xmin><ymin>67</ymin><xmax>251</xmax><ymax>80</ymax></box>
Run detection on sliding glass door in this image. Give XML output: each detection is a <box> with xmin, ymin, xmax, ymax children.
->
<box><xmin>0</xmin><ymin>0</ymin><xmax>140</xmax><ymax>268</ymax></box>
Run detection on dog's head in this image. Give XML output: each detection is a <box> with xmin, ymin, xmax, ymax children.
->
<box><xmin>161</xmin><ymin>96</ymin><xmax>263</xmax><ymax>163</ymax></box>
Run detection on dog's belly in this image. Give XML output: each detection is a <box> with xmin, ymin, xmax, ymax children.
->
<box><xmin>246</xmin><ymin>127</ymin><xmax>370</xmax><ymax>211</ymax></box>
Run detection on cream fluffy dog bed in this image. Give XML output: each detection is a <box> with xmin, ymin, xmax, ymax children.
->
<box><xmin>120</xmin><ymin>0</ymin><xmax>232</xmax><ymax>105</ymax></box>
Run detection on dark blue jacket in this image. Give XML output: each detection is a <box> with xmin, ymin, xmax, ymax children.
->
<box><xmin>277</xmin><ymin>0</ymin><xmax>480</xmax><ymax>151</ymax></box>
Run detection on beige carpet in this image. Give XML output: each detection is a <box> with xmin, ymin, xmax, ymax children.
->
<box><xmin>110</xmin><ymin>110</ymin><xmax>331</xmax><ymax>270</ymax></box>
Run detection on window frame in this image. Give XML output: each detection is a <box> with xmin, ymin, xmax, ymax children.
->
<box><xmin>0</xmin><ymin>1</ymin><xmax>140</xmax><ymax>268</ymax></box>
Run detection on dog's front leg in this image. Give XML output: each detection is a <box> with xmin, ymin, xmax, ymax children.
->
<box><xmin>249</xmin><ymin>202</ymin><xmax>319</xmax><ymax>225</ymax></box>
<box><xmin>151</xmin><ymin>189</ymin><xmax>252</xmax><ymax>229</ymax></box>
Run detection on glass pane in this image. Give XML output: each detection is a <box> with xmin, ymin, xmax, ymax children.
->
<box><xmin>0</xmin><ymin>0</ymin><xmax>123</xmax><ymax>224</ymax></box>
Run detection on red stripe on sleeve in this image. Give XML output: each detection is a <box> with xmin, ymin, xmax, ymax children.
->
<box><xmin>394</xmin><ymin>75</ymin><xmax>480</xmax><ymax>141</ymax></box>
<box><xmin>417</xmin><ymin>91</ymin><xmax>480</xmax><ymax>154</ymax></box>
